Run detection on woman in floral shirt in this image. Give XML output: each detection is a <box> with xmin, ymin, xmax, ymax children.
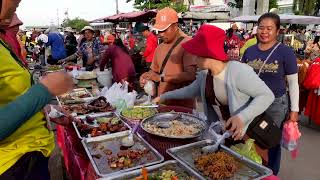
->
<box><xmin>305</xmin><ymin>36</ymin><xmax>320</xmax><ymax>61</ymax></box>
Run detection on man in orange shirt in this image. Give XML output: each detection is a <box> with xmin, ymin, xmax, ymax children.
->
<box><xmin>140</xmin><ymin>26</ymin><xmax>158</xmax><ymax>68</ymax></box>
<box><xmin>140</xmin><ymin>7</ymin><xmax>197</xmax><ymax>108</ymax></box>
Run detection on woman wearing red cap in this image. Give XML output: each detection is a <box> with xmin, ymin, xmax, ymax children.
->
<box><xmin>154</xmin><ymin>24</ymin><xmax>274</xmax><ymax>141</ymax></box>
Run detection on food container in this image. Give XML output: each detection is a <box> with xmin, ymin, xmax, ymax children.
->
<box><xmin>167</xmin><ymin>139</ymin><xmax>273</xmax><ymax>180</ymax></box>
<box><xmin>102</xmin><ymin>160</ymin><xmax>201</xmax><ymax>180</ymax></box>
<box><xmin>72</xmin><ymin>112</ymin><xmax>131</xmax><ymax>140</ymax></box>
<box><xmin>81</xmin><ymin>131</ymin><xmax>164</xmax><ymax>177</ymax></box>
<box><xmin>140</xmin><ymin>112</ymin><xmax>207</xmax><ymax>139</ymax></box>
<box><xmin>57</xmin><ymin>88</ymin><xmax>93</xmax><ymax>105</ymax></box>
<box><xmin>61</xmin><ymin>96</ymin><xmax>115</xmax><ymax>117</ymax></box>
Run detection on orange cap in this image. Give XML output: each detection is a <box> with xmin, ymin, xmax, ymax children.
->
<box><xmin>153</xmin><ymin>7</ymin><xmax>178</xmax><ymax>31</ymax></box>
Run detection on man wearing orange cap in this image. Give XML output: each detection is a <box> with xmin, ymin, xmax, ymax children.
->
<box><xmin>140</xmin><ymin>7</ymin><xmax>197</xmax><ymax>108</ymax></box>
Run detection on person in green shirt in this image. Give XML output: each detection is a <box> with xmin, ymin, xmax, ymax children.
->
<box><xmin>0</xmin><ymin>1</ymin><xmax>73</xmax><ymax>179</ymax></box>
<box><xmin>240</xmin><ymin>26</ymin><xmax>258</xmax><ymax>57</ymax></box>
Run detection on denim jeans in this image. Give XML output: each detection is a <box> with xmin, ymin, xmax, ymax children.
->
<box><xmin>265</xmin><ymin>94</ymin><xmax>289</xmax><ymax>175</ymax></box>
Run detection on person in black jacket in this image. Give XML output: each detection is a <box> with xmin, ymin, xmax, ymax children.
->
<box><xmin>64</xmin><ymin>27</ymin><xmax>78</xmax><ymax>62</ymax></box>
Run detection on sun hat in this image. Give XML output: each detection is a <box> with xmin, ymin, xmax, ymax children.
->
<box><xmin>182</xmin><ymin>24</ymin><xmax>228</xmax><ymax>61</ymax></box>
<box><xmin>81</xmin><ymin>26</ymin><xmax>94</xmax><ymax>34</ymax></box>
<box><xmin>152</xmin><ymin>7</ymin><xmax>178</xmax><ymax>32</ymax></box>
<box><xmin>64</xmin><ymin>27</ymin><xmax>74</xmax><ymax>32</ymax></box>
<box><xmin>8</xmin><ymin>13</ymin><xmax>23</xmax><ymax>28</ymax></box>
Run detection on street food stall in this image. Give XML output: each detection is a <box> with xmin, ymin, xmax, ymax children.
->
<box><xmin>39</xmin><ymin>63</ymin><xmax>275</xmax><ymax>180</ymax></box>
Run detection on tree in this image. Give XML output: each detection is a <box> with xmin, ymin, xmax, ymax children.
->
<box><xmin>293</xmin><ymin>0</ymin><xmax>318</xmax><ymax>16</ymax></box>
<box><xmin>128</xmin><ymin>0</ymin><xmax>187</xmax><ymax>12</ymax></box>
<box><xmin>62</xmin><ymin>17</ymin><xmax>89</xmax><ymax>31</ymax></box>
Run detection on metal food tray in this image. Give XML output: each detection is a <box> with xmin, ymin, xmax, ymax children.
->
<box><xmin>120</xmin><ymin>108</ymin><xmax>158</xmax><ymax>122</ymax></box>
<box><xmin>81</xmin><ymin>131</ymin><xmax>164</xmax><ymax>177</ymax></box>
<box><xmin>102</xmin><ymin>160</ymin><xmax>202</xmax><ymax>180</ymax></box>
<box><xmin>72</xmin><ymin>112</ymin><xmax>132</xmax><ymax>140</ymax></box>
<box><xmin>167</xmin><ymin>139</ymin><xmax>272</xmax><ymax>180</ymax></box>
<box><xmin>141</xmin><ymin>112</ymin><xmax>207</xmax><ymax>139</ymax></box>
<box><xmin>57</xmin><ymin>88</ymin><xmax>93</xmax><ymax>106</ymax></box>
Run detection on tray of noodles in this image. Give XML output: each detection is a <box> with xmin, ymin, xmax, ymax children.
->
<box><xmin>141</xmin><ymin>112</ymin><xmax>206</xmax><ymax>139</ymax></box>
<box><xmin>167</xmin><ymin>139</ymin><xmax>272</xmax><ymax>180</ymax></box>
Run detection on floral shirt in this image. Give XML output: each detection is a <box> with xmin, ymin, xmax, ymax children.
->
<box><xmin>77</xmin><ymin>38</ymin><xmax>102</xmax><ymax>68</ymax></box>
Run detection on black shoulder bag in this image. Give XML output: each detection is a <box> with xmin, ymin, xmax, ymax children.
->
<box><xmin>246</xmin><ymin>42</ymin><xmax>282</xmax><ymax>149</ymax></box>
<box><xmin>154</xmin><ymin>36</ymin><xmax>185</xmax><ymax>96</ymax></box>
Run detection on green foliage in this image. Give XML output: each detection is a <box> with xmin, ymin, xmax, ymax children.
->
<box><xmin>131</xmin><ymin>0</ymin><xmax>187</xmax><ymax>12</ymax></box>
<box><xmin>293</xmin><ymin>0</ymin><xmax>319</xmax><ymax>15</ymax></box>
<box><xmin>62</xmin><ymin>17</ymin><xmax>89</xmax><ymax>31</ymax></box>
<box><xmin>227</xmin><ymin>0</ymin><xmax>278</xmax><ymax>10</ymax></box>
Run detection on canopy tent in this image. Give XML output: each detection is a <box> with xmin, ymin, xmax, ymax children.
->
<box><xmin>231</xmin><ymin>14</ymin><xmax>320</xmax><ymax>24</ymax></box>
<box><xmin>178</xmin><ymin>11</ymin><xmax>229</xmax><ymax>20</ymax></box>
<box><xmin>90</xmin><ymin>10</ymin><xmax>157</xmax><ymax>23</ymax></box>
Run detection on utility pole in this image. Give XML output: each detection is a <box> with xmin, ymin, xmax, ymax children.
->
<box><xmin>57</xmin><ymin>9</ymin><xmax>60</xmax><ymax>27</ymax></box>
<box><xmin>116</xmin><ymin>0</ymin><xmax>119</xmax><ymax>14</ymax></box>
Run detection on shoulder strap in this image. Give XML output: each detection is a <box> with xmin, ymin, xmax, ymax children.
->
<box><xmin>257</xmin><ymin>42</ymin><xmax>281</xmax><ymax>76</ymax></box>
<box><xmin>159</xmin><ymin>36</ymin><xmax>185</xmax><ymax>74</ymax></box>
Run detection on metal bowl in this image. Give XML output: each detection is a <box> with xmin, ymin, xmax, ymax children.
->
<box><xmin>140</xmin><ymin>112</ymin><xmax>207</xmax><ymax>139</ymax></box>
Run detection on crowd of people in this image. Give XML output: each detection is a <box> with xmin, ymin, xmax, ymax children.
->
<box><xmin>0</xmin><ymin>0</ymin><xmax>315</xmax><ymax>179</ymax></box>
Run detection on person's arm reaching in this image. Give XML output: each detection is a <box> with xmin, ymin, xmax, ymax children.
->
<box><xmin>0</xmin><ymin>84</ymin><xmax>52</xmax><ymax>140</ymax></box>
<box><xmin>286</xmin><ymin>74</ymin><xmax>299</xmax><ymax>122</ymax></box>
<box><xmin>0</xmin><ymin>71</ymin><xmax>73</xmax><ymax>141</ymax></box>
<box><xmin>100</xmin><ymin>47</ymin><xmax>111</xmax><ymax>71</ymax></box>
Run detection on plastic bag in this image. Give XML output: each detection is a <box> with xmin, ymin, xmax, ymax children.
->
<box><xmin>231</xmin><ymin>139</ymin><xmax>263</xmax><ymax>164</ymax></box>
<box><xmin>144</xmin><ymin>80</ymin><xmax>155</xmax><ymax>96</ymax></box>
<box><xmin>102</xmin><ymin>81</ymin><xmax>137</xmax><ymax>112</ymax></box>
<box><xmin>281</xmin><ymin>121</ymin><xmax>301</xmax><ymax>159</ymax></box>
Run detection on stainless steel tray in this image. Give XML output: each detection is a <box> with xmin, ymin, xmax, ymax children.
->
<box><xmin>141</xmin><ymin>112</ymin><xmax>207</xmax><ymax>139</ymax></box>
<box><xmin>103</xmin><ymin>160</ymin><xmax>201</xmax><ymax>180</ymax></box>
<box><xmin>72</xmin><ymin>112</ymin><xmax>131</xmax><ymax>140</ymax></box>
<box><xmin>57</xmin><ymin>88</ymin><xmax>93</xmax><ymax>106</ymax></box>
<box><xmin>167</xmin><ymin>139</ymin><xmax>272</xmax><ymax>180</ymax></box>
<box><xmin>82</xmin><ymin>131</ymin><xmax>164</xmax><ymax>177</ymax></box>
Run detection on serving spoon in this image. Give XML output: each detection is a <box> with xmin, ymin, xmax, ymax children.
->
<box><xmin>202</xmin><ymin>131</ymin><xmax>232</xmax><ymax>153</ymax></box>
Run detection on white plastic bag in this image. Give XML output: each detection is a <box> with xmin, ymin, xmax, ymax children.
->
<box><xmin>102</xmin><ymin>81</ymin><xmax>137</xmax><ymax>112</ymax></box>
<box><xmin>144</xmin><ymin>80</ymin><xmax>155</xmax><ymax>96</ymax></box>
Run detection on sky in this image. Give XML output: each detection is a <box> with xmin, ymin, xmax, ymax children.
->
<box><xmin>16</xmin><ymin>0</ymin><xmax>135</xmax><ymax>26</ymax></box>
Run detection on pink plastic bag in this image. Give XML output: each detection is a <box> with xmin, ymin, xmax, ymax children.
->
<box><xmin>281</xmin><ymin>121</ymin><xmax>301</xmax><ymax>159</ymax></box>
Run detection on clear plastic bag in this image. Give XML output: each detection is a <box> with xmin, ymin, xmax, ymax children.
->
<box><xmin>102</xmin><ymin>81</ymin><xmax>137</xmax><ymax>112</ymax></box>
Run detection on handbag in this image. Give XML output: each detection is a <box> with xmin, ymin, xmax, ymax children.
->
<box><xmin>246</xmin><ymin>42</ymin><xmax>282</xmax><ymax>149</ymax></box>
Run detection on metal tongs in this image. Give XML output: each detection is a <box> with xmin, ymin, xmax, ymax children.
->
<box><xmin>201</xmin><ymin>121</ymin><xmax>233</xmax><ymax>153</ymax></box>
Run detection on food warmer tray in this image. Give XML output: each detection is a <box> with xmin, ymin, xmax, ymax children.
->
<box><xmin>167</xmin><ymin>139</ymin><xmax>272</xmax><ymax>180</ymax></box>
<box><xmin>81</xmin><ymin>131</ymin><xmax>164</xmax><ymax>177</ymax></box>
<box><xmin>72</xmin><ymin>112</ymin><xmax>132</xmax><ymax>140</ymax></box>
<box><xmin>101</xmin><ymin>160</ymin><xmax>202</xmax><ymax>180</ymax></box>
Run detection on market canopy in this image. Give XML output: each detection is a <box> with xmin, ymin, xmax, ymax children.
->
<box><xmin>231</xmin><ymin>14</ymin><xmax>320</xmax><ymax>24</ymax></box>
<box><xmin>178</xmin><ymin>11</ymin><xmax>229</xmax><ymax>20</ymax></box>
<box><xmin>90</xmin><ymin>10</ymin><xmax>157</xmax><ymax>23</ymax></box>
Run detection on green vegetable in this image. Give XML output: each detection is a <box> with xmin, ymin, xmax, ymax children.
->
<box><xmin>96</xmin><ymin>117</ymin><xmax>111</xmax><ymax>123</ymax></box>
<box><xmin>111</xmin><ymin>117</ymin><xmax>120</xmax><ymax>125</ymax></box>
<box><xmin>122</xmin><ymin>108</ymin><xmax>157</xmax><ymax>120</ymax></box>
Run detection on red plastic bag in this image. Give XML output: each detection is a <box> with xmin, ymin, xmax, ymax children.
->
<box><xmin>303</xmin><ymin>58</ymin><xmax>320</xmax><ymax>89</ymax></box>
<box><xmin>281</xmin><ymin>121</ymin><xmax>301</xmax><ymax>159</ymax></box>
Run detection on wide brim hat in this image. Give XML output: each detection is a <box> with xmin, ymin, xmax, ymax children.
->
<box><xmin>81</xmin><ymin>26</ymin><xmax>94</xmax><ymax>34</ymax></box>
<box><xmin>182</xmin><ymin>24</ymin><xmax>228</xmax><ymax>61</ymax></box>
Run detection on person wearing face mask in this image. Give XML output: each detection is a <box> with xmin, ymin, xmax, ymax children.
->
<box><xmin>0</xmin><ymin>0</ymin><xmax>74</xmax><ymax>179</ymax></box>
<box><xmin>153</xmin><ymin>24</ymin><xmax>274</xmax><ymax>141</ymax></box>
<box><xmin>242</xmin><ymin>13</ymin><xmax>299</xmax><ymax>175</ymax></box>
<box><xmin>139</xmin><ymin>7</ymin><xmax>197</xmax><ymax>108</ymax></box>
<box><xmin>59</xmin><ymin>26</ymin><xmax>102</xmax><ymax>71</ymax></box>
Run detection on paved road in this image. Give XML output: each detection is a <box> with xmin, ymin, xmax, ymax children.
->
<box><xmin>278</xmin><ymin>115</ymin><xmax>320</xmax><ymax>180</ymax></box>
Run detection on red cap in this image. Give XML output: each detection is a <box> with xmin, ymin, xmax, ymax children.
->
<box><xmin>182</xmin><ymin>24</ymin><xmax>228</xmax><ymax>61</ymax></box>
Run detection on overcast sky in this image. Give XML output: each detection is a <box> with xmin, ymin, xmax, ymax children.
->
<box><xmin>16</xmin><ymin>0</ymin><xmax>135</xmax><ymax>26</ymax></box>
